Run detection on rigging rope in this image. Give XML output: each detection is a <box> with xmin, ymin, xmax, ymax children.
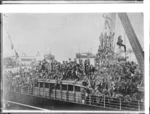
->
<box><xmin>113</xmin><ymin>14</ymin><xmax>118</xmax><ymax>52</ymax></box>
<box><xmin>124</xmin><ymin>30</ymin><xmax>127</xmax><ymax>59</ymax></box>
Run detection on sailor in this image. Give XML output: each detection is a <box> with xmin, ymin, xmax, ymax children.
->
<box><xmin>103</xmin><ymin>14</ymin><xmax>112</xmax><ymax>30</ymax></box>
<box><xmin>117</xmin><ymin>35</ymin><xmax>126</xmax><ymax>52</ymax></box>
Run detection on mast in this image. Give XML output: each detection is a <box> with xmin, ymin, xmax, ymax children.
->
<box><xmin>109</xmin><ymin>13</ymin><xmax>116</xmax><ymax>34</ymax></box>
<box><xmin>109</xmin><ymin>13</ymin><xmax>116</xmax><ymax>51</ymax></box>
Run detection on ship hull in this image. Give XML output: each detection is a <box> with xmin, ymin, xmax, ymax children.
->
<box><xmin>4</xmin><ymin>90</ymin><xmax>109</xmax><ymax>110</ymax></box>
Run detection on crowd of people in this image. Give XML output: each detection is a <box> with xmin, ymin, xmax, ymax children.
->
<box><xmin>4</xmin><ymin>55</ymin><xmax>144</xmax><ymax>103</ymax></box>
<box><xmin>92</xmin><ymin>33</ymin><xmax>143</xmax><ymax>102</ymax></box>
<box><xmin>4</xmin><ymin>32</ymin><xmax>144</xmax><ymax>103</ymax></box>
<box><xmin>4</xmin><ymin>67</ymin><xmax>38</xmax><ymax>90</ymax></box>
<box><xmin>37</xmin><ymin>58</ymin><xmax>96</xmax><ymax>81</ymax></box>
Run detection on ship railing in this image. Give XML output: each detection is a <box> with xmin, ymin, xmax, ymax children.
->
<box><xmin>13</xmin><ymin>85</ymin><xmax>144</xmax><ymax>111</ymax></box>
<box><xmin>82</xmin><ymin>94</ymin><xmax>144</xmax><ymax>111</ymax></box>
<box><xmin>14</xmin><ymin>85</ymin><xmax>33</xmax><ymax>95</ymax></box>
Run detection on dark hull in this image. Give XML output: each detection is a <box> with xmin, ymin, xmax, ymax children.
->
<box><xmin>4</xmin><ymin>87</ymin><xmax>144</xmax><ymax>111</ymax></box>
<box><xmin>4</xmin><ymin>90</ymin><xmax>109</xmax><ymax>110</ymax></box>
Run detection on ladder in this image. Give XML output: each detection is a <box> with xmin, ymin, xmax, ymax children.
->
<box><xmin>118</xmin><ymin>13</ymin><xmax>144</xmax><ymax>73</ymax></box>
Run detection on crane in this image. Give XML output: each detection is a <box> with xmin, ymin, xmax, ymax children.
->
<box><xmin>118</xmin><ymin>13</ymin><xmax>144</xmax><ymax>73</ymax></box>
<box><xmin>4</xmin><ymin>21</ymin><xmax>19</xmax><ymax>59</ymax></box>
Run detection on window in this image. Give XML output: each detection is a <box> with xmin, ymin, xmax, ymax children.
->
<box><xmin>62</xmin><ymin>85</ymin><xmax>67</xmax><ymax>90</ymax></box>
<box><xmin>45</xmin><ymin>83</ymin><xmax>49</xmax><ymax>88</ymax></box>
<box><xmin>56</xmin><ymin>84</ymin><xmax>60</xmax><ymax>90</ymax></box>
<box><xmin>40</xmin><ymin>83</ymin><xmax>43</xmax><ymax>88</ymax></box>
<box><xmin>75</xmin><ymin>86</ymin><xmax>80</xmax><ymax>92</ymax></box>
<box><xmin>50</xmin><ymin>83</ymin><xmax>54</xmax><ymax>88</ymax></box>
<box><xmin>68</xmin><ymin>85</ymin><xmax>73</xmax><ymax>91</ymax></box>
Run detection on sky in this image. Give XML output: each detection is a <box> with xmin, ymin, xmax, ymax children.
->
<box><xmin>3</xmin><ymin>13</ymin><xmax>143</xmax><ymax>63</ymax></box>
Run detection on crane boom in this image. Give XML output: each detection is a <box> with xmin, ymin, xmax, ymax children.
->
<box><xmin>4</xmin><ymin>22</ymin><xmax>19</xmax><ymax>58</ymax></box>
<box><xmin>118</xmin><ymin>13</ymin><xmax>144</xmax><ymax>73</ymax></box>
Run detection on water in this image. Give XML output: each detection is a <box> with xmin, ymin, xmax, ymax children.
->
<box><xmin>3</xmin><ymin>101</ymin><xmax>41</xmax><ymax>110</ymax></box>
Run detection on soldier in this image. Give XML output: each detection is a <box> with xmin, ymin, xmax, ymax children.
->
<box><xmin>117</xmin><ymin>35</ymin><xmax>126</xmax><ymax>52</ymax></box>
<box><xmin>103</xmin><ymin>14</ymin><xmax>112</xmax><ymax>30</ymax></box>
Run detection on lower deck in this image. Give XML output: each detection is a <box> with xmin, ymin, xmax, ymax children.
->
<box><xmin>4</xmin><ymin>90</ymin><xmax>108</xmax><ymax>110</ymax></box>
<box><xmin>3</xmin><ymin>85</ymin><xmax>144</xmax><ymax>111</ymax></box>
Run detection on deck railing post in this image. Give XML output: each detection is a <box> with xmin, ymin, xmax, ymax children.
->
<box><xmin>29</xmin><ymin>86</ymin><xmax>31</xmax><ymax>94</ymax></box>
<box><xmin>14</xmin><ymin>86</ymin><xmax>15</xmax><ymax>92</ymax></box>
<box><xmin>60</xmin><ymin>84</ymin><xmax>62</xmax><ymax>100</ymax></box>
<box><xmin>66</xmin><ymin>85</ymin><xmax>68</xmax><ymax>101</ymax></box>
<box><xmin>28</xmin><ymin>86</ymin><xmax>29</xmax><ymax>94</ymax></box>
<box><xmin>54</xmin><ymin>85</ymin><xmax>56</xmax><ymax>100</ymax></box>
<box><xmin>66</xmin><ymin>91</ymin><xmax>67</xmax><ymax>101</ymax></box>
<box><xmin>28</xmin><ymin>86</ymin><xmax>30</xmax><ymax>94</ymax></box>
<box><xmin>10</xmin><ymin>84</ymin><xmax>11</xmax><ymax>91</ymax></box>
<box><xmin>21</xmin><ymin>86</ymin><xmax>22</xmax><ymax>94</ymax></box>
<box><xmin>138</xmin><ymin>100</ymin><xmax>140</xmax><ymax>111</ymax></box>
<box><xmin>23</xmin><ymin>86</ymin><xmax>24</xmax><ymax>94</ymax></box>
<box><xmin>12</xmin><ymin>84</ymin><xmax>14</xmax><ymax>92</ymax></box>
<box><xmin>104</xmin><ymin>95</ymin><xmax>105</xmax><ymax>108</ymax></box>
<box><xmin>14</xmin><ymin>85</ymin><xmax>17</xmax><ymax>92</ymax></box>
<box><xmin>14</xmin><ymin>85</ymin><xmax>15</xmax><ymax>92</ymax></box>
<box><xmin>14</xmin><ymin>85</ymin><xmax>16</xmax><ymax>92</ymax></box>
<box><xmin>38</xmin><ymin>82</ymin><xmax>40</xmax><ymax>96</ymax></box>
<box><xmin>49</xmin><ymin>84</ymin><xmax>51</xmax><ymax>98</ymax></box>
<box><xmin>119</xmin><ymin>99</ymin><xmax>121</xmax><ymax>110</ymax></box>
<box><xmin>84</xmin><ymin>93</ymin><xmax>86</xmax><ymax>104</ymax></box>
<box><xmin>30</xmin><ymin>87</ymin><xmax>32</xmax><ymax>95</ymax></box>
<box><xmin>89</xmin><ymin>94</ymin><xmax>91</xmax><ymax>105</ymax></box>
<box><xmin>74</xmin><ymin>91</ymin><xmax>75</xmax><ymax>103</ymax></box>
<box><xmin>43</xmin><ymin>82</ymin><xmax>45</xmax><ymax>97</ymax></box>
<box><xmin>33</xmin><ymin>86</ymin><xmax>34</xmax><ymax>96</ymax></box>
<box><xmin>73</xmin><ymin>86</ymin><xmax>75</xmax><ymax>103</ymax></box>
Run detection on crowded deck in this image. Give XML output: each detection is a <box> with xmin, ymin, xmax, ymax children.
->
<box><xmin>4</xmin><ymin>53</ymin><xmax>144</xmax><ymax>111</ymax></box>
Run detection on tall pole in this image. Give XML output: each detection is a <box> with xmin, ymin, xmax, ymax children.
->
<box><xmin>109</xmin><ymin>13</ymin><xmax>116</xmax><ymax>51</ymax></box>
<box><xmin>109</xmin><ymin>13</ymin><xmax>116</xmax><ymax>34</ymax></box>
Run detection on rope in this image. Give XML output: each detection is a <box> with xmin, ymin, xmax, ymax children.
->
<box><xmin>124</xmin><ymin>29</ymin><xmax>127</xmax><ymax>59</ymax></box>
<box><xmin>113</xmin><ymin>14</ymin><xmax>119</xmax><ymax>53</ymax></box>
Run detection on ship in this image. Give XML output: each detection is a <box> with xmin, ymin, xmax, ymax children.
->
<box><xmin>3</xmin><ymin>13</ymin><xmax>144</xmax><ymax>111</ymax></box>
